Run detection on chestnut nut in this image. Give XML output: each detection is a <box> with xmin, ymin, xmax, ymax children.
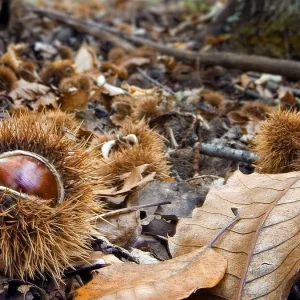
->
<box><xmin>0</xmin><ymin>150</ymin><xmax>64</xmax><ymax>203</ymax></box>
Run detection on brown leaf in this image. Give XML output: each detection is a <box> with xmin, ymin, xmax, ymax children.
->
<box><xmin>169</xmin><ymin>170</ymin><xmax>300</xmax><ymax>299</ymax></box>
<box><xmin>74</xmin><ymin>247</ymin><xmax>227</xmax><ymax>300</ymax></box>
<box><xmin>280</xmin><ymin>90</ymin><xmax>296</xmax><ymax>105</ymax></box>
<box><xmin>95</xmin><ymin>165</ymin><xmax>155</xmax><ymax>197</ymax></box>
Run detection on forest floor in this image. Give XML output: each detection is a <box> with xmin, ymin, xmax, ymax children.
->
<box><xmin>0</xmin><ymin>0</ymin><xmax>299</xmax><ymax>299</ymax></box>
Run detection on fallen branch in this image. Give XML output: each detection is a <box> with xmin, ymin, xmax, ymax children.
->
<box><xmin>196</xmin><ymin>142</ymin><xmax>258</xmax><ymax>164</ymax></box>
<box><xmin>30</xmin><ymin>6</ymin><xmax>135</xmax><ymax>52</ymax></box>
<box><xmin>30</xmin><ymin>6</ymin><xmax>300</xmax><ymax>79</ymax></box>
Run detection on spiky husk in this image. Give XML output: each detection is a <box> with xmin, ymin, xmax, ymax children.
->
<box><xmin>98</xmin><ymin>120</ymin><xmax>170</xmax><ymax>185</ymax></box>
<box><xmin>41</xmin><ymin>60</ymin><xmax>75</xmax><ymax>86</ymax></box>
<box><xmin>254</xmin><ymin>110</ymin><xmax>300</xmax><ymax>173</ymax></box>
<box><xmin>199</xmin><ymin>89</ymin><xmax>225</xmax><ymax>107</ymax></box>
<box><xmin>0</xmin><ymin>66</ymin><xmax>18</xmax><ymax>92</ymax></box>
<box><xmin>132</xmin><ymin>97</ymin><xmax>161</xmax><ymax>121</ymax></box>
<box><xmin>57</xmin><ymin>45</ymin><xmax>73</xmax><ymax>60</ymax></box>
<box><xmin>0</xmin><ymin>111</ymin><xmax>106</xmax><ymax>281</ymax></box>
<box><xmin>241</xmin><ymin>102</ymin><xmax>272</xmax><ymax>120</ymax></box>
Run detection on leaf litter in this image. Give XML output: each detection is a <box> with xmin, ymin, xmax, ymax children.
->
<box><xmin>0</xmin><ymin>0</ymin><xmax>300</xmax><ymax>299</ymax></box>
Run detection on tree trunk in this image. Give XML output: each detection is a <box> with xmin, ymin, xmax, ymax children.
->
<box><xmin>204</xmin><ymin>0</ymin><xmax>300</xmax><ymax>58</ymax></box>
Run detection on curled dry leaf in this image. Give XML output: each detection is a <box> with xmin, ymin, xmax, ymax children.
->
<box><xmin>75</xmin><ymin>44</ymin><xmax>100</xmax><ymax>73</ymax></box>
<box><xmin>95</xmin><ymin>165</ymin><xmax>155</xmax><ymax>197</ymax></box>
<box><xmin>74</xmin><ymin>247</ymin><xmax>227</xmax><ymax>300</ymax></box>
<box><xmin>96</xmin><ymin>75</ymin><xmax>126</xmax><ymax>96</ymax></box>
<box><xmin>169</xmin><ymin>170</ymin><xmax>300</xmax><ymax>299</ymax></box>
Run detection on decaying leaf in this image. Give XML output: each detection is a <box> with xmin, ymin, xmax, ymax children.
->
<box><xmin>9</xmin><ymin>79</ymin><xmax>50</xmax><ymax>101</ymax></box>
<box><xmin>97</xmin><ymin>209</ymin><xmax>141</xmax><ymax>247</ymax></box>
<box><xmin>74</xmin><ymin>247</ymin><xmax>227</xmax><ymax>300</ymax></box>
<box><xmin>134</xmin><ymin>180</ymin><xmax>206</xmax><ymax>219</ymax></box>
<box><xmin>169</xmin><ymin>170</ymin><xmax>300</xmax><ymax>299</ymax></box>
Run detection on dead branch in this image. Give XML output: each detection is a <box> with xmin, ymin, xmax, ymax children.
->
<box><xmin>196</xmin><ymin>142</ymin><xmax>258</xmax><ymax>164</ymax></box>
<box><xmin>30</xmin><ymin>6</ymin><xmax>300</xmax><ymax>79</ymax></box>
<box><xmin>30</xmin><ymin>6</ymin><xmax>135</xmax><ymax>52</ymax></box>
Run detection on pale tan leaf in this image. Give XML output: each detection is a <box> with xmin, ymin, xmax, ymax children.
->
<box><xmin>169</xmin><ymin>170</ymin><xmax>300</xmax><ymax>299</ymax></box>
<box><xmin>75</xmin><ymin>44</ymin><xmax>100</xmax><ymax>73</ymax></box>
<box><xmin>32</xmin><ymin>92</ymin><xmax>59</xmax><ymax>110</ymax></box>
<box><xmin>9</xmin><ymin>79</ymin><xmax>50</xmax><ymax>101</ymax></box>
<box><xmin>240</xmin><ymin>74</ymin><xmax>251</xmax><ymax>88</ymax></box>
<box><xmin>74</xmin><ymin>247</ymin><xmax>227</xmax><ymax>300</ymax></box>
<box><xmin>96</xmin><ymin>75</ymin><xmax>126</xmax><ymax>96</ymax></box>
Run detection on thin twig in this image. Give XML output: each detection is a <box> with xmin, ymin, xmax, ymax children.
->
<box><xmin>136</xmin><ymin>67</ymin><xmax>175</xmax><ymax>95</ymax></box>
<box><xmin>91</xmin><ymin>201</ymin><xmax>171</xmax><ymax>221</ymax></box>
<box><xmin>167</xmin><ymin>126</ymin><xmax>179</xmax><ymax>149</ymax></box>
<box><xmin>186</xmin><ymin>175</ymin><xmax>222</xmax><ymax>182</ymax></box>
<box><xmin>92</xmin><ymin>237</ymin><xmax>140</xmax><ymax>264</ymax></box>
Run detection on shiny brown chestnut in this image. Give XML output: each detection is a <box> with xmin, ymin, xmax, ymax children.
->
<box><xmin>0</xmin><ymin>150</ymin><xmax>64</xmax><ymax>203</ymax></box>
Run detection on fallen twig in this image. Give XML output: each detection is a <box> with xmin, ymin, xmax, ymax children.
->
<box><xmin>166</xmin><ymin>126</ymin><xmax>179</xmax><ymax>149</ymax></box>
<box><xmin>30</xmin><ymin>6</ymin><xmax>300</xmax><ymax>79</ymax></box>
<box><xmin>92</xmin><ymin>237</ymin><xmax>140</xmax><ymax>264</ymax></box>
<box><xmin>136</xmin><ymin>67</ymin><xmax>175</xmax><ymax>95</ymax></box>
<box><xmin>92</xmin><ymin>201</ymin><xmax>171</xmax><ymax>221</ymax></box>
<box><xmin>30</xmin><ymin>6</ymin><xmax>135</xmax><ymax>52</ymax></box>
<box><xmin>196</xmin><ymin>142</ymin><xmax>258</xmax><ymax>164</ymax></box>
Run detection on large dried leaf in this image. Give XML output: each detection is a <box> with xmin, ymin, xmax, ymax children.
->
<box><xmin>169</xmin><ymin>170</ymin><xmax>300</xmax><ymax>299</ymax></box>
<box><xmin>74</xmin><ymin>247</ymin><xmax>227</xmax><ymax>300</ymax></box>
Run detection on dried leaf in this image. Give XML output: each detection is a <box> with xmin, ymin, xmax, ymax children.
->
<box><xmin>240</xmin><ymin>73</ymin><xmax>251</xmax><ymax>88</ymax></box>
<box><xmin>32</xmin><ymin>92</ymin><xmax>58</xmax><ymax>110</ymax></box>
<box><xmin>9</xmin><ymin>79</ymin><xmax>50</xmax><ymax>101</ymax></box>
<box><xmin>97</xmin><ymin>209</ymin><xmax>141</xmax><ymax>247</ymax></box>
<box><xmin>135</xmin><ymin>180</ymin><xmax>205</xmax><ymax>219</ymax></box>
<box><xmin>75</xmin><ymin>44</ymin><xmax>100</xmax><ymax>73</ymax></box>
<box><xmin>280</xmin><ymin>90</ymin><xmax>296</xmax><ymax>105</ymax></box>
<box><xmin>169</xmin><ymin>170</ymin><xmax>300</xmax><ymax>299</ymax></box>
<box><xmin>74</xmin><ymin>247</ymin><xmax>227</xmax><ymax>300</ymax></box>
<box><xmin>96</xmin><ymin>75</ymin><xmax>126</xmax><ymax>96</ymax></box>
<box><xmin>96</xmin><ymin>165</ymin><xmax>155</xmax><ymax>197</ymax></box>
